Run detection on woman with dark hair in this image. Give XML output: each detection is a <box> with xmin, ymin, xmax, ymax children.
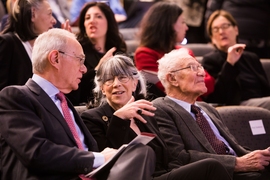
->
<box><xmin>134</xmin><ymin>1</ymin><xmax>214</xmax><ymax>100</ymax></box>
<box><xmin>67</xmin><ymin>2</ymin><xmax>127</xmax><ymax>105</ymax></box>
<box><xmin>81</xmin><ymin>54</ymin><xmax>231</xmax><ymax>180</ymax></box>
<box><xmin>0</xmin><ymin>0</ymin><xmax>56</xmax><ymax>91</ymax></box>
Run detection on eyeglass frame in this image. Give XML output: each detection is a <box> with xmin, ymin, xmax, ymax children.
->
<box><xmin>58</xmin><ymin>50</ymin><xmax>85</xmax><ymax>65</ymax></box>
<box><xmin>211</xmin><ymin>23</ymin><xmax>232</xmax><ymax>34</ymax></box>
<box><xmin>170</xmin><ymin>64</ymin><xmax>204</xmax><ymax>73</ymax></box>
<box><xmin>103</xmin><ymin>75</ymin><xmax>131</xmax><ymax>86</ymax></box>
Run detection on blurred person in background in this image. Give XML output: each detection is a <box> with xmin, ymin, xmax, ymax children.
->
<box><xmin>0</xmin><ymin>0</ymin><xmax>15</xmax><ymax>31</ymax></box>
<box><xmin>201</xmin><ymin>10</ymin><xmax>270</xmax><ymax>110</ymax></box>
<box><xmin>47</xmin><ymin>0</ymin><xmax>71</xmax><ymax>28</ymax></box>
<box><xmin>134</xmin><ymin>1</ymin><xmax>214</xmax><ymax>100</ymax></box>
<box><xmin>0</xmin><ymin>0</ymin><xmax>56</xmax><ymax>91</ymax></box>
<box><xmin>70</xmin><ymin>0</ymin><xmax>127</xmax><ymax>26</ymax></box>
<box><xmin>66</xmin><ymin>2</ymin><xmax>127</xmax><ymax>105</ymax></box>
<box><xmin>163</xmin><ymin>0</ymin><xmax>208</xmax><ymax>43</ymax></box>
<box><xmin>205</xmin><ymin>0</ymin><xmax>270</xmax><ymax>58</ymax></box>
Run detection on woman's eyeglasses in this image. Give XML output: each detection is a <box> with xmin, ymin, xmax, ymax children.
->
<box><xmin>104</xmin><ymin>75</ymin><xmax>131</xmax><ymax>86</ymax></box>
<box><xmin>212</xmin><ymin>23</ymin><xmax>232</xmax><ymax>34</ymax></box>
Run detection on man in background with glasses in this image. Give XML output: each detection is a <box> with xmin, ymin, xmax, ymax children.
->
<box><xmin>152</xmin><ymin>48</ymin><xmax>270</xmax><ymax>180</ymax></box>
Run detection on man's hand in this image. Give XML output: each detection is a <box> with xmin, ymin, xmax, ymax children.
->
<box><xmin>235</xmin><ymin>149</ymin><xmax>270</xmax><ymax>172</ymax></box>
<box><xmin>101</xmin><ymin>147</ymin><xmax>117</xmax><ymax>162</ymax></box>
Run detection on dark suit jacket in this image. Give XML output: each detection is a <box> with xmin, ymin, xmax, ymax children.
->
<box><xmin>0</xmin><ymin>32</ymin><xmax>33</xmax><ymax>91</ymax></box>
<box><xmin>81</xmin><ymin>103</ymin><xmax>170</xmax><ymax>176</ymax></box>
<box><xmin>152</xmin><ymin>97</ymin><xmax>249</xmax><ymax>178</ymax></box>
<box><xmin>202</xmin><ymin>49</ymin><xmax>270</xmax><ymax>105</ymax></box>
<box><xmin>0</xmin><ymin>79</ymin><xmax>98</xmax><ymax>180</ymax></box>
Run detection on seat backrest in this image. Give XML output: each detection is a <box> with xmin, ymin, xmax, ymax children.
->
<box><xmin>125</xmin><ymin>40</ymin><xmax>139</xmax><ymax>55</ymax></box>
<box><xmin>216</xmin><ymin>106</ymin><xmax>270</xmax><ymax>150</ymax></box>
<box><xmin>74</xmin><ymin>105</ymin><xmax>88</xmax><ymax>115</ymax></box>
<box><xmin>183</xmin><ymin>43</ymin><xmax>214</xmax><ymax>57</ymax></box>
<box><xmin>119</xmin><ymin>28</ymin><xmax>139</xmax><ymax>41</ymax></box>
<box><xmin>260</xmin><ymin>59</ymin><xmax>270</xmax><ymax>84</ymax></box>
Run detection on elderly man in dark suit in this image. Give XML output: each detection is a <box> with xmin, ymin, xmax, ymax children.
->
<box><xmin>152</xmin><ymin>48</ymin><xmax>270</xmax><ymax>180</ymax></box>
<box><xmin>0</xmin><ymin>28</ymin><xmax>155</xmax><ymax>180</ymax></box>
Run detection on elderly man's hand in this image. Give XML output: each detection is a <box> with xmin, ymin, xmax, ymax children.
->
<box><xmin>101</xmin><ymin>147</ymin><xmax>118</xmax><ymax>163</ymax></box>
<box><xmin>235</xmin><ymin>149</ymin><xmax>270</xmax><ymax>172</ymax></box>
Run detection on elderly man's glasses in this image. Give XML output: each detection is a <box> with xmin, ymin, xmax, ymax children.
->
<box><xmin>170</xmin><ymin>64</ymin><xmax>204</xmax><ymax>73</ymax></box>
<box><xmin>58</xmin><ymin>51</ymin><xmax>85</xmax><ymax>65</ymax></box>
<box><xmin>212</xmin><ymin>23</ymin><xmax>232</xmax><ymax>34</ymax></box>
<box><xmin>104</xmin><ymin>75</ymin><xmax>130</xmax><ymax>86</ymax></box>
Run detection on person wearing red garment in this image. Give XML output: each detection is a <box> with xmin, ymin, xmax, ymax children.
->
<box><xmin>135</xmin><ymin>2</ymin><xmax>214</xmax><ymax>100</ymax></box>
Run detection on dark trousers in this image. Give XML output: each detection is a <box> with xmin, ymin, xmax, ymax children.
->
<box><xmin>154</xmin><ymin>158</ymin><xmax>231</xmax><ymax>180</ymax></box>
<box><xmin>96</xmin><ymin>143</ymin><xmax>156</xmax><ymax>180</ymax></box>
<box><xmin>234</xmin><ymin>170</ymin><xmax>270</xmax><ymax>180</ymax></box>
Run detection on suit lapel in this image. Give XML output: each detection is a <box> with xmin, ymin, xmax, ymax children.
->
<box><xmin>143</xmin><ymin>117</ymin><xmax>167</xmax><ymax>148</ymax></box>
<box><xmin>164</xmin><ymin>97</ymin><xmax>216</xmax><ymax>153</ymax></box>
<box><xmin>100</xmin><ymin>103</ymin><xmax>114</xmax><ymax>126</ymax></box>
<box><xmin>25</xmin><ymin>80</ymin><xmax>78</xmax><ymax>145</ymax></box>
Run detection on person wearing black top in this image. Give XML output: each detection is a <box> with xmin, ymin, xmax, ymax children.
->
<box><xmin>202</xmin><ymin>10</ymin><xmax>270</xmax><ymax>110</ymax></box>
<box><xmin>81</xmin><ymin>54</ymin><xmax>232</xmax><ymax>180</ymax></box>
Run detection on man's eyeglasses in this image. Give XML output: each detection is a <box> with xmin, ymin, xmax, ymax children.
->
<box><xmin>58</xmin><ymin>51</ymin><xmax>85</xmax><ymax>65</ymax></box>
<box><xmin>212</xmin><ymin>23</ymin><xmax>232</xmax><ymax>34</ymax></box>
<box><xmin>104</xmin><ymin>75</ymin><xmax>131</xmax><ymax>86</ymax></box>
<box><xmin>170</xmin><ymin>64</ymin><xmax>204</xmax><ymax>73</ymax></box>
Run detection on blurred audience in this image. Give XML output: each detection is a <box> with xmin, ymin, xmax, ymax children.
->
<box><xmin>47</xmin><ymin>0</ymin><xmax>71</xmax><ymax>28</ymax></box>
<box><xmin>134</xmin><ymin>1</ymin><xmax>214</xmax><ymax>100</ymax></box>
<box><xmin>205</xmin><ymin>0</ymin><xmax>270</xmax><ymax>58</ymax></box>
<box><xmin>1</xmin><ymin>0</ymin><xmax>7</xmax><ymax>11</ymax></box>
<box><xmin>118</xmin><ymin>0</ymin><xmax>156</xmax><ymax>29</ymax></box>
<box><xmin>163</xmin><ymin>0</ymin><xmax>208</xmax><ymax>43</ymax></box>
<box><xmin>0</xmin><ymin>0</ymin><xmax>15</xmax><ymax>31</ymax></box>
<box><xmin>66</xmin><ymin>2</ymin><xmax>127</xmax><ymax>105</ymax></box>
<box><xmin>0</xmin><ymin>0</ymin><xmax>56</xmax><ymax>91</ymax></box>
<box><xmin>0</xmin><ymin>1</ymin><xmax>5</xmax><ymax>22</ymax></box>
<box><xmin>153</xmin><ymin>48</ymin><xmax>270</xmax><ymax>180</ymax></box>
<box><xmin>70</xmin><ymin>0</ymin><xmax>127</xmax><ymax>26</ymax></box>
<box><xmin>81</xmin><ymin>54</ymin><xmax>231</xmax><ymax>180</ymax></box>
<box><xmin>201</xmin><ymin>10</ymin><xmax>270</xmax><ymax>110</ymax></box>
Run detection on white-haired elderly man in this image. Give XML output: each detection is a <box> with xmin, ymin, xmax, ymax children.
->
<box><xmin>152</xmin><ymin>48</ymin><xmax>270</xmax><ymax>180</ymax></box>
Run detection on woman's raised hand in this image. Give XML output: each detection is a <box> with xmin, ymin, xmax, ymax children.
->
<box><xmin>113</xmin><ymin>96</ymin><xmax>156</xmax><ymax>123</ymax></box>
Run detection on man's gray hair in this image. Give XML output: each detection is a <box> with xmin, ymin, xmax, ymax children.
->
<box><xmin>157</xmin><ymin>48</ymin><xmax>193</xmax><ymax>89</ymax></box>
<box><xmin>32</xmin><ymin>28</ymin><xmax>77</xmax><ymax>74</ymax></box>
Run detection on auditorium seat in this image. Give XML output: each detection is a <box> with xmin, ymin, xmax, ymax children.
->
<box><xmin>216</xmin><ymin>105</ymin><xmax>270</xmax><ymax>150</ymax></box>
